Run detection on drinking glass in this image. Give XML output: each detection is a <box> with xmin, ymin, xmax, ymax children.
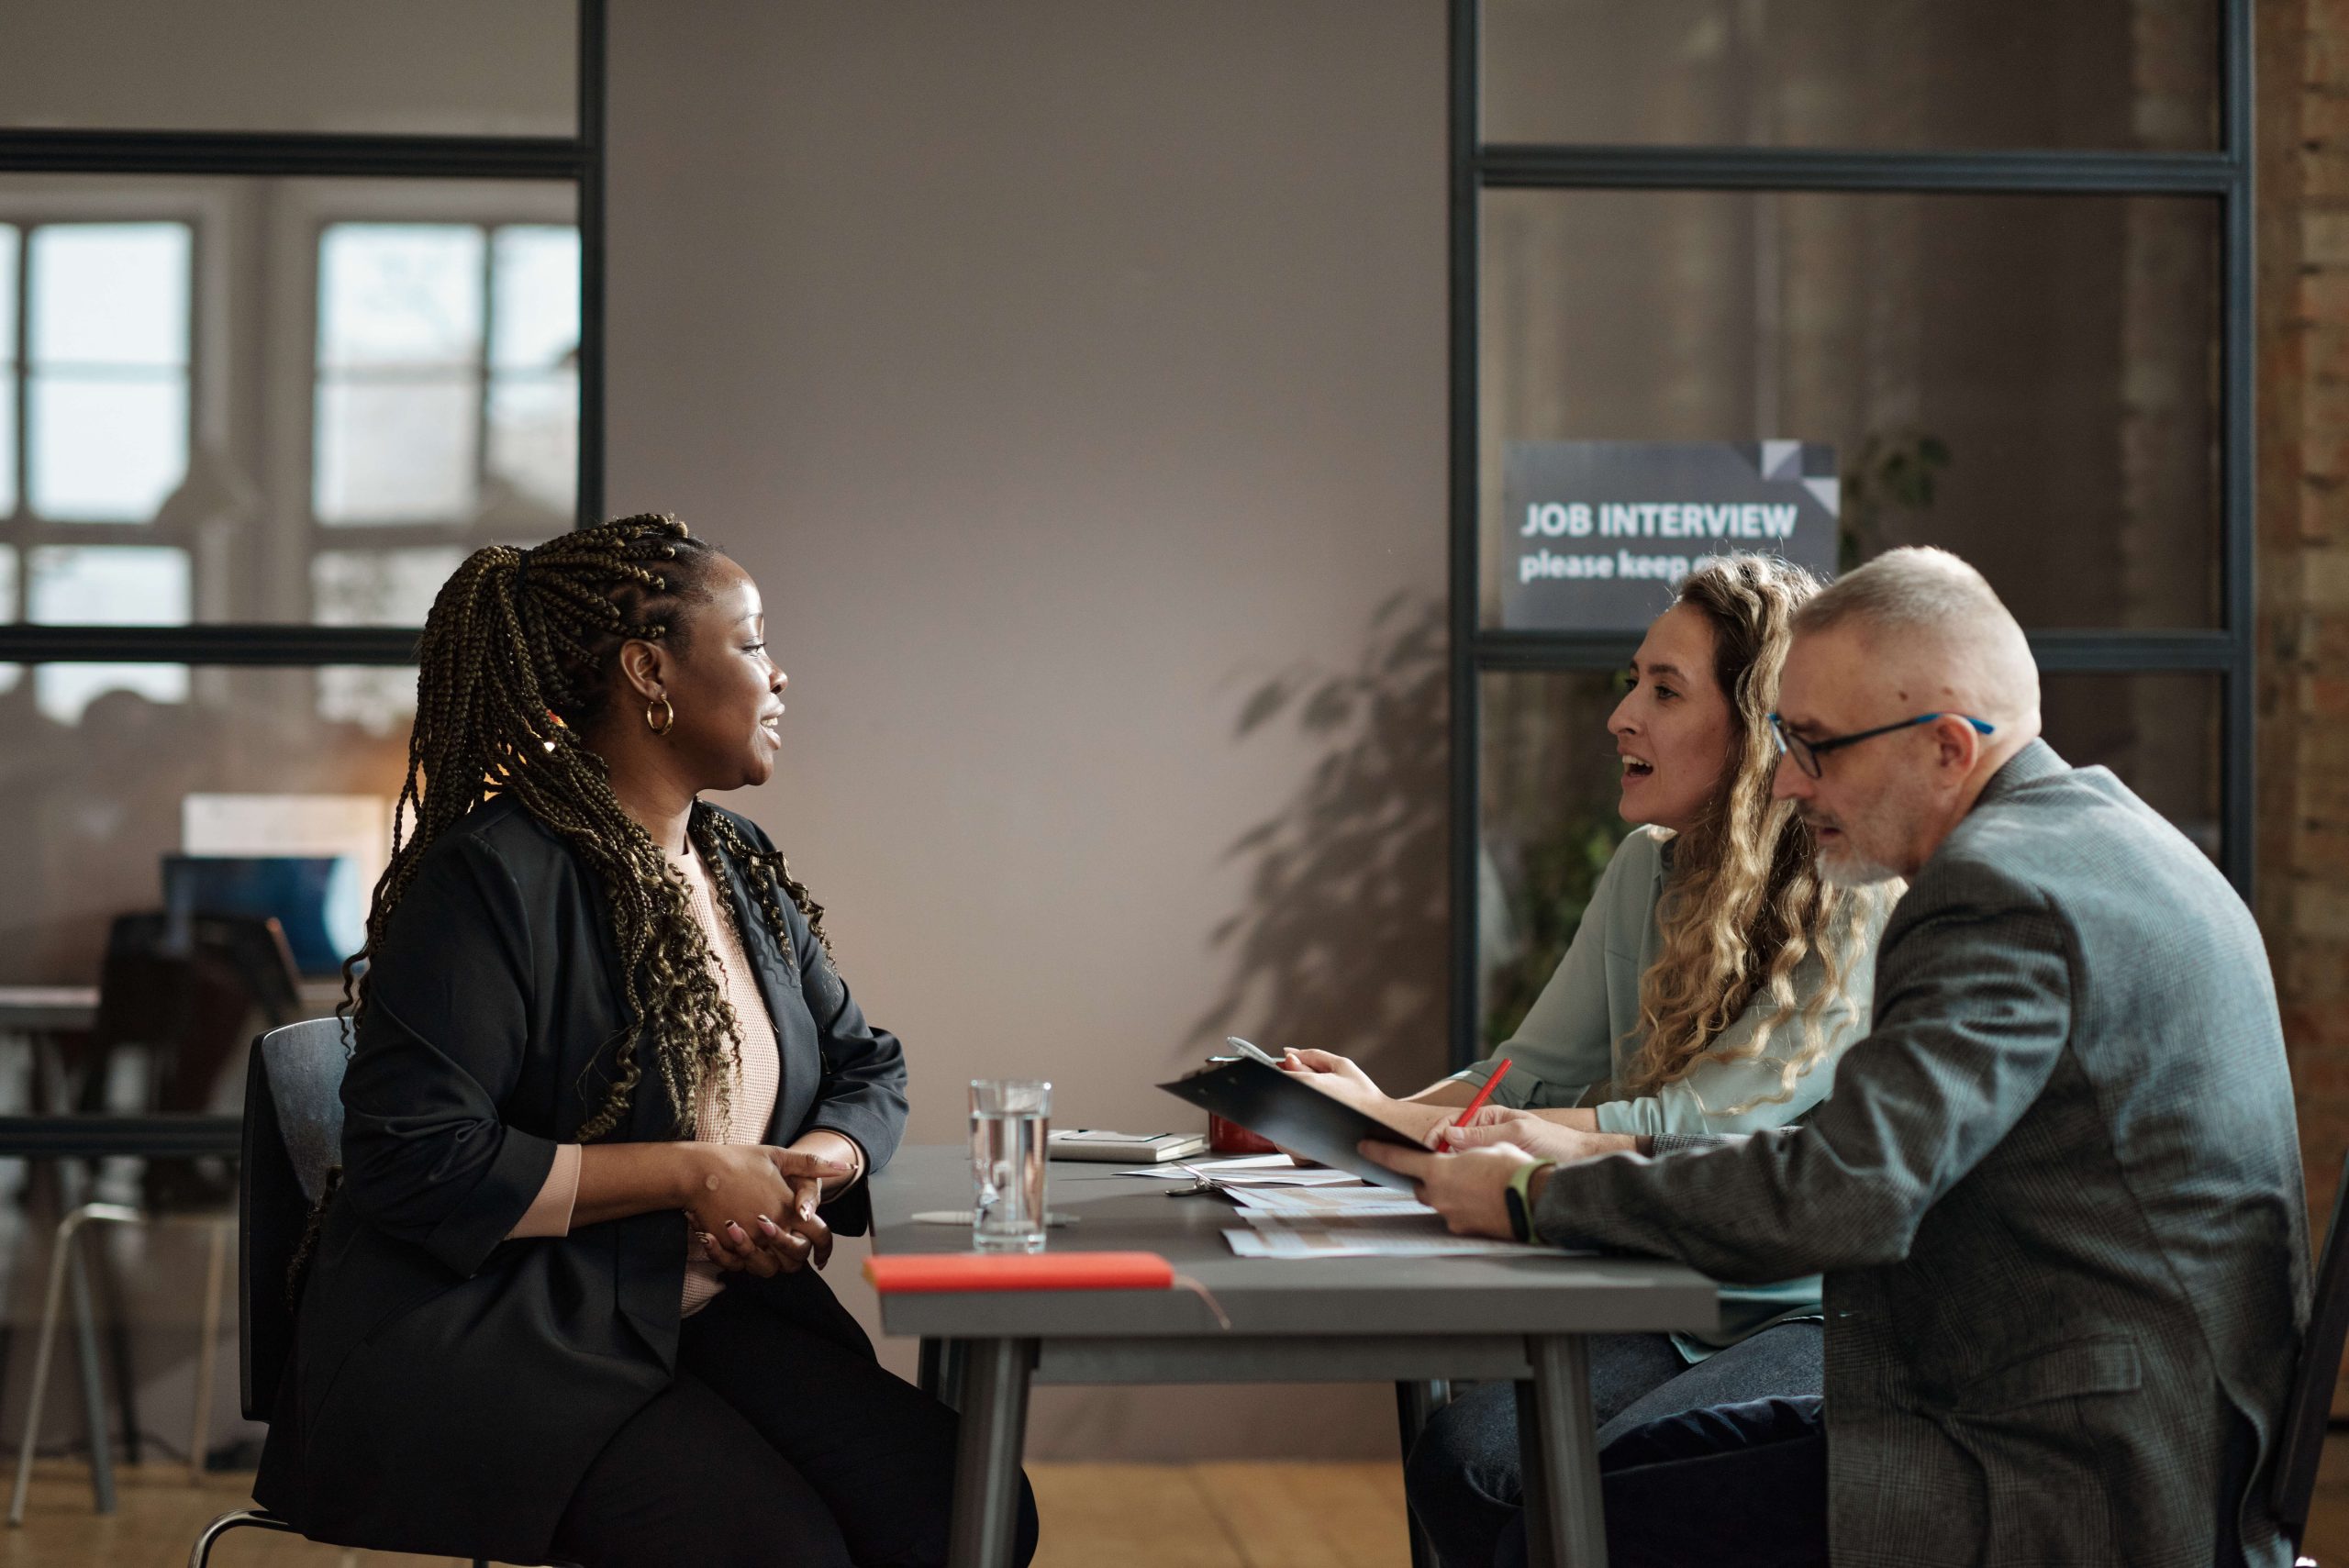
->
<box><xmin>970</xmin><ymin>1079</ymin><xmax>1051</xmax><ymax>1252</ymax></box>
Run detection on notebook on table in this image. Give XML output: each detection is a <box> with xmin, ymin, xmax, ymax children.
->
<box><xmin>1046</xmin><ymin>1129</ymin><xmax>1208</xmax><ymax>1163</ymax></box>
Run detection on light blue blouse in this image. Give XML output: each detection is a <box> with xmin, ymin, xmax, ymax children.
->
<box><xmin>1457</xmin><ymin>826</ymin><xmax>1884</xmax><ymax>1355</ymax></box>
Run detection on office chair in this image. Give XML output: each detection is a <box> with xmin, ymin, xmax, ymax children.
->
<box><xmin>2272</xmin><ymin>1150</ymin><xmax>2349</xmax><ymax>1568</ymax></box>
<box><xmin>186</xmin><ymin>1014</ymin><xmax>563</xmax><ymax>1568</ymax></box>
<box><xmin>8</xmin><ymin>911</ymin><xmax>300</xmax><ymax>1522</ymax></box>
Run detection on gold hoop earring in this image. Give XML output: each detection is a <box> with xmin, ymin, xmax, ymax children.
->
<box><xmin>646</xmin><ymin>695</ymin><xmax>675</xmax><ymax>736</ymax></box>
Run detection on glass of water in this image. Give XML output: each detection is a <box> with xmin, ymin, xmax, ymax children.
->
<box><xmin>970</xmin><ymin>1079</ymin><xmax>1051</xmax><ymax>1252</ymax></box>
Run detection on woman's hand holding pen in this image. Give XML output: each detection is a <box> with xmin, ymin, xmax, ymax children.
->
<box><xmin>1438</xmin><ymin>1106</ymin><xmax>1637</xmax><ymax>1163</ymax></box>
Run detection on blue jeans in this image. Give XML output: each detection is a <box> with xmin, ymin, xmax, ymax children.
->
<box><xmin>1405</xmin><ymin>1322</ymin><xmax>1823</xmax><ymax>1568</ymax></box>
<box><xmin>1496</xmin><ymin>1396</ymin><xmax>1826</xmax><ymax>1568</ymax></box>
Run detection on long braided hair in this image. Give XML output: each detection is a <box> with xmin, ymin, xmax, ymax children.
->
<box><xmin>346</xmin><ymin>513</ymin><xmax>829</xmax><ymax>1140</ymax></box>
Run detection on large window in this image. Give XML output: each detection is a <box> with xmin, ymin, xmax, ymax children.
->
<box><xmin>0</xmin><ymin>220</ymin><xmax>197</xmax><ymax>718</ymax></box>
<box><xmin>0</xmin><ymin>178</ymin><xmax>581</xmax><ymax>740</ymax></box>
<box><xmin>315</xmin><ymin>221</ymin><xmax>581</xmax><ymax>526</ymax></box>
<box><xmin>1450</xmin><ymin>1</ymin><xmax>2251</xmax><ymax>1057</ymax></box>
<box><xmin>0</xmin><ymin>4</ymin><xmax>604</xmax><ymax>988</ymax></box>
<box><xmin>16</xmin><ymin>222</ymin><xmax>193</xmax><ymax>522</ymax></box>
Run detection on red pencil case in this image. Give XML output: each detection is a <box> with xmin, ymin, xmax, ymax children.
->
<box><xmin>863</xmin><ymin>1251</ymin><xmax>1175</xmax><ymax>1293</ymax></box>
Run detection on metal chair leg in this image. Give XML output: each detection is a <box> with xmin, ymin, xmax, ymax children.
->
<box><xmin>93</xmin><ymin>1240</ymin><xmax>140</xmax><ymax>1468</ymax></box>
<box><xmin>9</xmin><ymin>1202</ymin><xmax>137</xmax><ymax>1526</ymax></box>
<box><xmin>186</xmin><ymin>1507</ymin><xmax>296</xmax><ymax>1568</ymax></box>
<box><xmin>188</xmin><ymin>1218</ymin><xmax>229</xmax><ymax>1483</ymax></box>
<box><xmin>67</xmin><ymin>1240</ymin><xmax>116</xmax><ymax>1512</ymax></box>
<box><xmin>6</xmin><ymin>1211</ymin><xmax>78</xmax><ymax>1526</ymax></box>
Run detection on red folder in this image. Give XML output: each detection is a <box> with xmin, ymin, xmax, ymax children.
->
<box><xmin>863</xmin><ymin>1251</ymin><xmax>1174</xmax><ymax>1294</ymax></box>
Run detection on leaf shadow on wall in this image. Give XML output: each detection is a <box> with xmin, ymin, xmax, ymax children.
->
<box><xmin>1186</xmin><ymin>592</ymin><xmax>1449</xmax><ymax>1090</ymax></box>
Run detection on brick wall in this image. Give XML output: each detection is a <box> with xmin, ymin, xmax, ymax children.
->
<box><xmin>2261</xmin><ymin>0</ymin><xmax>2349</xmax><ymax>1301</ymax></box>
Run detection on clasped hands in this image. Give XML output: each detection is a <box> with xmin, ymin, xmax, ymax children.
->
<box><xmin>687</xmin><ymin>1142</ymin><xmax>852</xmax><ymax>1278</ymax></box>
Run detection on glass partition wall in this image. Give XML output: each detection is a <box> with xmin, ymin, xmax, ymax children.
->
<box><xmin>0</xmin><ymin>3</ymin><xmax>600</xmax><ymax>997</ymax></box>
<box><xmin>1451</xmin><ymin>1</ymin><xmax>2251</xmax><ymax>1057</ymax></box>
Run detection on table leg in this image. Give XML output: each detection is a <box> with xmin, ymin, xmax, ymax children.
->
<box><xmin>918</xmin><ymin>1338</ymin><xmax>944</xmax><ymax>1400</ymax></box>
<box><xmin>947</xmin><ymin>1338</ymin><xmax>1034</xmax><ymax>1568</ymax></box>
<box><xmin>1516</xmin><ymin>1335</ymin><xmax>1603</xmax><ymax>1568</ymax></box>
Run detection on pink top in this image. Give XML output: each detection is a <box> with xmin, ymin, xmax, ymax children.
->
<box><xmin>507</xmin><ymin>832</ymin><xmax>855</xmax><ymax>1316</ymax></box>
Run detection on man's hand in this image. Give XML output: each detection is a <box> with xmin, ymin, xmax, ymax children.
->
<box><xmin>1358</xmin><ymin>1140</ymin><xmax>1539</xmax><ymax>1240</ymax></box>
<box><xmin>1437</xmin><ymin>1106</ymin><xmax>1637</xmax><ymax>1163</ymax></box>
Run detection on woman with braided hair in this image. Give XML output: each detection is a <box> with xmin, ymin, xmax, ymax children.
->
<box><xmin>253</xmin><ymin>516</ymin><xmax>1035</xmax><ymax>1567</ymax></box>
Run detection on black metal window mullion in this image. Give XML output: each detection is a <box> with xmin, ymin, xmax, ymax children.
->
<box><xmin>475</xmin><ymin>223</ymin><xmax>498</xmax><ymax>507</ymax></box>
<box><xmin>2220</xmin><ymin>0</ymin><xmax>2258</xmax><ymax>908</ymax></box>
<box><xmin>7</xmin><ymin>220</ymin><xmax>25</xmax><ymax>539</ymax></box>
<box><xmin>576</xmin><ymin>0</ymin><xmax>607</xmax><ymax>529</ymax></box>
<box><xmin>1448</xmin><ymin>0</ymin><xmax>2257</xmax><ymax>1069</ymax></box>
<box><xmin>1443</xmin><ymin>0</ymin><xmax>1485</xmax><ymax>1078</ymax></box>
<box><xmin>0</xmin><ymin>0</ymin><xmax>605</xmax><ymax>671</ymax></box>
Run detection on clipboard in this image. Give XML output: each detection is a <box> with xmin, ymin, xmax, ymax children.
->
<box><xmin>1156</xmin><ymin>1057</ymin><xmax>1424</xmax><ymax>1191</ymax></box>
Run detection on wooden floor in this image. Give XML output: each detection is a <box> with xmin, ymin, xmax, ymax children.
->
<box><xmin>0</xmin><ymin>1460</ymin><xmax>1416</xmax><ymax>1568</ymax></box>
<box><xmin>12</xmin><ymin>1439</ymin><xmax>2349</xmax><ymax>1567</ymax></box>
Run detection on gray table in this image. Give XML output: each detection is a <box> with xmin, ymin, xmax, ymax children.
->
<box><xmin>869</xmin><ymin>1147</ymin><xmax>1719</xmax><ymax>1568</ymax></box>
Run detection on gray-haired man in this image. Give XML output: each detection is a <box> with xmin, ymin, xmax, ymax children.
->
<box><xmin>1369</xmin><ymin>547</ymin><xmax>2309</xmax><ymax>1567</ymax></box>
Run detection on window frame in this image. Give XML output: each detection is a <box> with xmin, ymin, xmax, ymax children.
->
<box><xmin>299</xmin><ymin>192</ymin><xmax>583</xmax><ymax>537</ymax></box>
<box><xmin>0</xmin><ymin>193</ymin><xmax>217</xmax><ymax>624</ymax></box>
<box><xmin>0</xmin><ymin>0</ymin><xmax>605</xmax><ymax>668</ymax></box>
<box><xmin>1445</xmin><ymin>0</ymin><xmax>2255</xmax><ymax>1067</ymax></box>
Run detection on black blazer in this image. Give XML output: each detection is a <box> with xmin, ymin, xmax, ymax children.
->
<box><xmin>251</xmin><ymin>795</ymin><xmax>908</xmax><ymax>1560</ymax></box>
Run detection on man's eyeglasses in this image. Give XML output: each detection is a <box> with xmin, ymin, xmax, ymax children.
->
<box><xmin>1767</xmin><ymin>711</ymin><xmax>1995</xmax><ymax>780</ymax></box>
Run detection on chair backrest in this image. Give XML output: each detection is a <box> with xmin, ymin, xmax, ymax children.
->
<box><xmin>239</xmin><ymin>1015</ymin><xmax>351</xmax><ymax>1424</ymax></box>
<box><xmin>88</xmin><ymin>913</ymin><xmax>305</xmax><ymax>1118</ymax></box>
<box><xmin>112</xmin><ymin>909</ymin><xmax>304</xmax><ymax>1024</ymax></box>
<box><xmin>2272</xmin><ymin>1151</ymin><xmax>2349</xmax><ymax>1546</ymax></box>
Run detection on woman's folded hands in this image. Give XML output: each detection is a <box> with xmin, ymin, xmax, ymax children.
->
<box><xmin>685</xmin><ymin>1144</ymin><xmax>851</xmax><ymax>1277</ymax></box>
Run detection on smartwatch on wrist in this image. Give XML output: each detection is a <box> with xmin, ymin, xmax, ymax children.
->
<box><xmin>1503</xmin><ymin>1160</ymin><xmax>1553</xmax><ymax>1243</ymax></box>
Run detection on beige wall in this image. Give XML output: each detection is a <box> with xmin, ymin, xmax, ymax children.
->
<box><xmin>0</xmin><ymin>0</ymin><xmax>573</xmax><ymax>136</ymax></box>
<box><xmin>605</xmin><ymin>2</ymin><xmax>1449</xmax><ymax>1458</ymax></box>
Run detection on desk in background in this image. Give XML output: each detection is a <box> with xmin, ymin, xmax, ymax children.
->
<box><xmin>0</xmin><ymin>982</ymin><xmax>348</xmax><ymax>1039</ymax></box>
<box><xmin>870</xmin><ymin>1147</ymin><xmax>1719</xmax><ymax>1568</ymax></box>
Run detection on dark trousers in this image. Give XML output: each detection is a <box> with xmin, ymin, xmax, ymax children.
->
<box><xmin>1496</xmin><ymin>1396</ymin><xmax>1827</xmax><ymax>1568</ymax></box>
<box><xmin>550</xmin><ymin>1279</ymin><xmax>1040</xmax><ymax>1568</ymax></box>
<box><xmin>1407</xmin><ymin>1323</ymin><xmax>1822</xmax><ymax>1568</ymax></box>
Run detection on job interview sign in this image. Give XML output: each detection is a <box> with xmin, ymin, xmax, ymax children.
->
<box><xmin>1501</xmin><ymin>440</ymin><xmax>1840</xmax><ymax>631</ymax></box>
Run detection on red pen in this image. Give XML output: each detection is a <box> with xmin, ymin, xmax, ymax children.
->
<box><xmin>1450</xmin><ymin>1059</ymin><xmax>1513</xmax><ymax>1131</ymax></box>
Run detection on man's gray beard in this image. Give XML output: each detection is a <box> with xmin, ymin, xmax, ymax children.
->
<box><xmin>1819</xmin><ymin>850</ymin><xmax>1902</xmax><ymax>889</ymax></box>
<box><xmin>1809</xmin><ymin>818</ymin><xmax>1904</xmax><ymax>888</ymax></box>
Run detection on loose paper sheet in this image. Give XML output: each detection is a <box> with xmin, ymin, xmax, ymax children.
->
<box><xmin>1119</xmin><ymin>1154</ymin><xmax>1364</xmax><ymax>1188</ymax></box>
<box><xmin>1222</xmin><ymin>1228</ymin><xmax>1547</xmax><ymax>1260</ymax></box>
<box><xmin>1223</xmin><ymin>1184</ymin><xmax>1437</xmax><ymax>1219</ymax></box>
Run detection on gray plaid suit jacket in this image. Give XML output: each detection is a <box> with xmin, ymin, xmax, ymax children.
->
<box><xmin>1531</xmin><ymin>741</ymin><xmax>2310</xmax><ymax>1568</ymax></box>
